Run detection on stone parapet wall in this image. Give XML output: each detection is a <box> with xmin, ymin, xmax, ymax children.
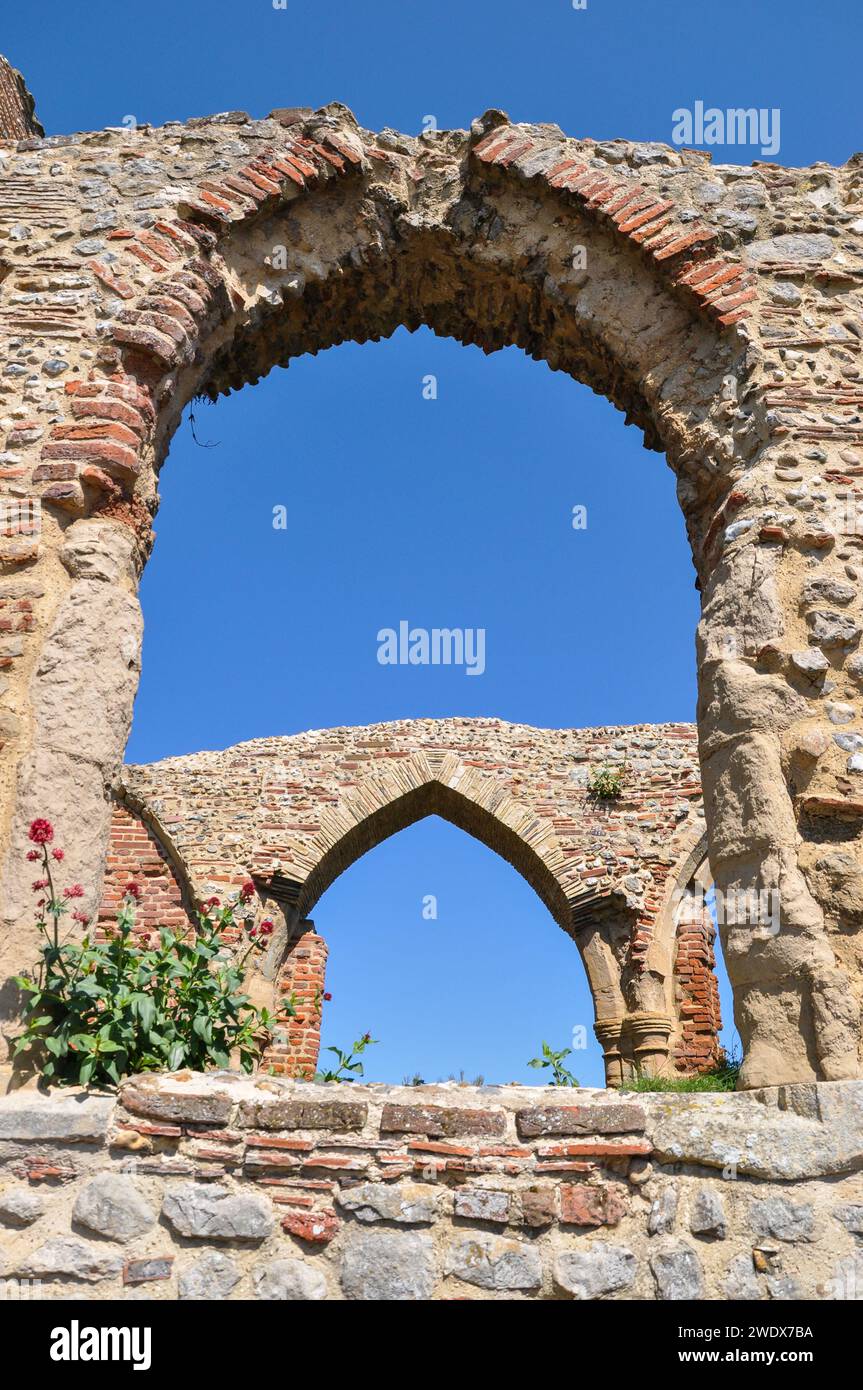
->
<box><xmin>1</xmin><ymin>1073</ymin><xmax>862</xmax><ymax>1300</ymax></box>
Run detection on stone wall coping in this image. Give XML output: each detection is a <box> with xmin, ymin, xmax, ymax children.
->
<box><xmin>2</xmin><ymin>1074</ymin><xmax>862</xmax><ymax>1183</ymax></box>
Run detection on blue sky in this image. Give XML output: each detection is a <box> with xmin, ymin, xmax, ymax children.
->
<box><xmin>9</xmin><ymin>0</ymin><xmax>859</xmax><ymax>1085</ymax></box>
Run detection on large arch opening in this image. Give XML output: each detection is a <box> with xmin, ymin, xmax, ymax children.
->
<box><xmin>93</xmin><ymin>120</ymin><xmax>740</xmax><ymax>1086</ymax></box>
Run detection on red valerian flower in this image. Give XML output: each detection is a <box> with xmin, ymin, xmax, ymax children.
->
<box><xmin>28</xmin><ymin>819</ymin><xmax>53</xmax><ymax>845</ymax></box>
<box><xmin>26</xmin><ymin>849</ymin><xmax>40</xmax><ymax>862</ymax></box>
<box><xmin>323</xmin><ymin>992</ymin><xmax>332</xmax><ymax>1002</ymax></box>
<box><xmin>248</xmin><ymin>925</ymin><xmax>259</xmax><ymax>938</ymax></box>
<box><xmin>260</xmin><ymin>919</ymin><xmax>274</xmax><ymax>936</ymax></box>
<box><xmin>240</xmin><ymin>880</ymin><xmax>255</xmax><ymax>903</ymax></box>
<box><xmin>124</xmin><ymin>881</ymin><xmax>142</xmax><ymax>901</ymax></box>
<box><xmin>72</xmin><ymin>910</ymin><xmax>90</xmax><ymax>926</ymax></box>
<box><xmin>31</xmin><ymin>879</ymin><xmax>49</xmax><ymax>892</ymax></box>
<box><xmin>52</xmin><ymin>848</ymin><xmax>65</xmax><ymax>862</ymax></box>
<box><xmin>63</xmin><ymin>884</ymin><xmax>84</xmax><ymax>900</ymax></box>
<box><xmin>207</xmin><ymin>896</ymin><xmax>221</xmax><ymax>908</ymax></box>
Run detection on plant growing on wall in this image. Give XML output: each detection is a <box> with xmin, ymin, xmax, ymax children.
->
<box><xmin>12</xmin><ymin>820</ymin><xmax>281</xmax><ymax>1086</ymax></box>
<box><xmin>528</xmin><ymin>1040</ymin><xmax>579</xmax><ymax>1086</ymax></box>
<box><xmin>314</xmin><ymin>1032</ymin><xmax>378</xmax><ymax>1083</ymax></box>
<box><xmin>587</xmin><ymin>762</ymin><xmax>627</xmax><ymax>799</ymax></box>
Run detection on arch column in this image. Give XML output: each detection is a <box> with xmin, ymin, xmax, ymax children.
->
<box><xmin>696</xmin><ymin>483</ymin><xmax>863</xmax><ymax>1089</ymax></box>
<box><xmin>594</xmin><ymin>1018</ymin><xmax>626</xmax><ymax>1087</ymax></box>
<box><xmin>623</xmin><ymin>1012</ymin><xmax>674</xmax><ymax>1078</ymax></box>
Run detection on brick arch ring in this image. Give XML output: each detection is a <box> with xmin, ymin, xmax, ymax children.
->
<box><xmin>1</xmin><ymin>84</ymin><xmax>863</xmax><ymax>1088</ymax></box>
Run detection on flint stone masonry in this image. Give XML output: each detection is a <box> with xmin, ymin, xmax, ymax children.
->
<box><xmin>337</xmin><ymin>1182</ymin><xmax>443</xmax><ymax>1225</ymax></box>
<box><xmin>178</xmin><ymin>1251</ymin><xmax>241</xmax><ymax>1301</ymax></box>
<box><xmin>554</xmin><ymin>1243</ymin><xmax>638</xmax><ymax>1299</ymax></box>
<box><xmin>1</xmin><ymin>69</ymin><xmax>863</xmax><ymax>1092</ymax></box>
<box><xmin>1</xmin><ymin>1071</ymin><xmax>862</xmax><ymax>1300</ymax></box>
<box><xmin>650</xmin><ymin>1243</ymin><xmax>705</xmax><ymax>1300</ymax></box>
<box><xmin>0</xmin><ymin>1185</ymin><xmax>44</xmax><ymax>1226</ymax></box>
<box><xmin>161</xmin><ymin>1183</ymin><xmax>275</xmax><ymax>1241</ymax></box>
<box><xmin>445</xmin><ymin>1232</ymin><xmax>543</xmax><ymax>1291</ymax></box>
<box><xmin>72</xmin><ymin>1172</ymin><xmax>156</xmax><ymax>1242</ymax></box>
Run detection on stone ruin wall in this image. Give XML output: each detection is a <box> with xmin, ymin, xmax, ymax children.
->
<box><xmin>1</xmin><ymin>61</ymin><xmax>863</xmax><ymax>1092</ymax></box>
<box><xmin>93</xmin><ymin>717</ymin><xmax>721</xmax><ymax>1083</ymax></box>
<box><xmin>1</xmin><ymin>1071</ymin><xmax>862</xmax><ymax>1302</ymax></box>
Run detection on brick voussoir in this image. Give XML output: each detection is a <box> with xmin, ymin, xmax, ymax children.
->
<box><xmin>473</xmin><ymin>140</ymin><xmax>744</xmax><ymax>327</ymax></box>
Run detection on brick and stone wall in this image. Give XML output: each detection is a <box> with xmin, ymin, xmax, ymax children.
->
<box><xmin>96</xmin><ymin>801</ymin><xmax>188</xmax><ymax>936</ymax></box>
<box><xmin>92</xmin><ymin>718</ymin><xmax>718</xmax><ymax>1083</ymax></box>
<box><xmin>1</xmin><ymin>1071</ymin><xmax>861</xmax><ymax>1301</ymax></box>
<box><xmin>2</xmin><ymin>63</ymin><xmax>863</xmax><ymax>1090</ymax></box>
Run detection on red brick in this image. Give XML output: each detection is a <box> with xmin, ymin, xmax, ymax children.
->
<box><xmin>559</xmin><ymin>1181</ymin><xmax>628</xmax><ymax>1227</ymax></box>
<box><xmin>280</xmin><ymin>1207</ymin><xmax>339</xmax><ymax>1244</ymax></box>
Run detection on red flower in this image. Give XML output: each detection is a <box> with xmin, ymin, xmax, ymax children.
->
<box><xmin>207</xmin><ymin>896</ymin><xmax>220</xmax><ymax>908</ymax></box>
<box><xmin>63</xmin><ymin>884</ymin><xmax>84</xmax><ymax>900</ymax></box>
<box><xmin>248</xmin><ymin>926</ymin><xmax>259</xmax><ymax>938</ymax></box>
<box><xmin>125</xmin><ymin>881</ymin><xmax>142</xmax><ymax>901</ymax></box>
<box><xmin>323</xmin><ymin>992</ymin><xmax>332</xmax><ymax>1002</ymax></box>
<box><xmin>260</xmin><ymin>919</ymin><xmax>274</xmax><ymax>936</ymax></box>
<box><xmin>52</xmin><ymin>848</ymin><xmax>65</xmax><ymax>862</ymax></box>
<box><xmin>28</xmin><ymin>819</ymin><xmax>53</xmax><ymax>845</ymax></box>
<box><xmin>26</xmin><ymin>849</ymin><xmax>40</xmax><ymax>862</ymax></box>
<box><xmin>72</xmin><ymin>909</ymin><xmax>90</xmax><ymax>925</ymax></box>
<box><xmin>31</xmin><ymin>878</ymin><xmax>49</xmax><ymax>892</ymax></box>
<box><xmin>239</xmin><ymin>880</ymin><xmax>255</xmax><ymax>903</ymax></box>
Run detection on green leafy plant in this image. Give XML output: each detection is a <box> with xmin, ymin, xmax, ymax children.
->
<box><xmin>620</xmin><ymin>1046</ymin><xmax>740</xmax><ymax>1093</ymax></box>
<box><xmin>13</xmin><ymin>818</ymin><xmax>281</xmax><ymax>1087</ymax></box>
<box><xmin>587</xmin><ymin>762</ymin><xmax>627</xmax><ymax>799</ymax></box>
<box><xmin>528</xmin><ymin>1040</ymin><xmax>579</xmax><ymax>1086</ymax></box>
<box><xmin>314</xmin><ymin>1032</ymin><xmax>378</xmax><ymax>1083</ymax></box>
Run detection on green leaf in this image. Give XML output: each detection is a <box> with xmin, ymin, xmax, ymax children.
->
<box><xmin>133</xmin><ymin>994</ymin><xmax>155</xmax><ymax>1031</ymax></box>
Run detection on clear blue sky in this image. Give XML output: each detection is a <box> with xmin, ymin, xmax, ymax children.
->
<box><xmin>9</xmin><ymin>0</ymin><xmax>859</xmax><ymax>1085</ymax></box>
